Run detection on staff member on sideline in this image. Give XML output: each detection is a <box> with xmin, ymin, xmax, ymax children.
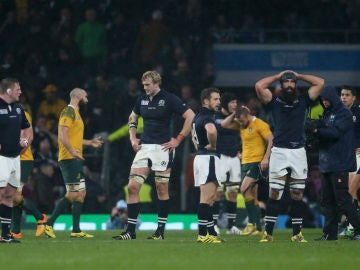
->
<box><xmin>0</xmin><ymin>78</ymin><xmax>32</xmax><ymax>243</ymax></box>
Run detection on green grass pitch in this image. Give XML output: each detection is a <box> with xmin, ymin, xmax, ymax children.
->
<box><xmin>1</xmin><ymin>229</ymin><xmax>358</xmax><ymax>270</ymax></box>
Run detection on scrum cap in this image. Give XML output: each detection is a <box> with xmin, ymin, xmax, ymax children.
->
<box><xmin>280</xmin><ymin>72</ymin><xmax>297</xmax><ymax>84</ymax></box>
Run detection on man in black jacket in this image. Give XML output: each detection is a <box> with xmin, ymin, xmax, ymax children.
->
<box><xmin>311</xmin><ymin>85</ymin><xmax>360</xmax><ymax>241</ymax></box>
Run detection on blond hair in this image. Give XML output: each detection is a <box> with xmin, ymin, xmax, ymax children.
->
<box><xmin>141</xmin><ymin>71</ymin><xmax>162</xmax><ymax>85</ymax></box>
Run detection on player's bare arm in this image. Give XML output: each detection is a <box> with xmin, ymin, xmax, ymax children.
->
<box><xmin>296</xmin><ymin>73</ymin><xmax>325</xmax><ymax>100</ymax></box>
<box><xmin>59</xmin><ymin>125</ymin><xmax>84</xmax><ymax>160</ymax></box>
<box><xmin>260</xmin><ymin>133</ymin><xmax>273</xmax><ymax>171</ymax></box>
<box><xmin>128</xmin><ymin>111</ymin><xmax>140</xmax><ymax>152</ymax></box>
<box><xmin>255</xmin><ymin>74</ymin><xmax>278</xmax><ymax>104</ymax></box>
<box><xmin>205</xmin><ymin>122</ymin><xmax>217</xmax><ymax>151</ymax></box>
<box><xmin>220</xmin><ymin>112</ymin><xmax>237</xmax><ymax>129</ymax></box>
<box><xmin>19</xmin><ymin>126</ymin><xmax>33</xmax><ymax>148</ymax></box>
<box><xmin>162</xmin><ymin>108</ymin><xmax>195</xmax><ymax>151</ymax></box>
<box><xmin>83</xmin><ymin>136</ymin><xmax>103</xmax><ymax>148</ymax></box>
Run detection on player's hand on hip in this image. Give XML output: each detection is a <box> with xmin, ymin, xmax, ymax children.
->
<box><xmin>161</xmin><ymin>138</ymin><xmax>179</xmax><ymax>152</ymax></box>
<box><xmin>131</xmin><ymin>138</ymin><xmax>141</xmax><ymax>152</ymax></box>
<box><xmin>71</xmin><ymin>149</ymin><xmax>84</xmax><ymax>160</ymax></box>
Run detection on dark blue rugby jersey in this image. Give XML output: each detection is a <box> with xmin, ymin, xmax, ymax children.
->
<box><xmin>0</xmin><ymin>98</ymin><xmax>30</xmax><ymax>157</ymax></box>
<box><xmin>269</xmin><ymin>92</ymin><xmax>311</xmax><ymax>149</ymax></box>
<box><xmin>214</xmin><ymin>111</ymin><xmax>241</xmax><ymax>157</ymax></box>
<box><xmin>350</xmin><ymin>104</ymin><xmax>360</xmax><ymax>148</ymax></box>
<box><xmin>192</xmin><ymin>107</ymin><xmax>219</xmax><ymax>156</ymax></box>
<box><xmin>133</xmin><ymin>89</ymin><xmax>189</xmax><ymax>144</ymax></box>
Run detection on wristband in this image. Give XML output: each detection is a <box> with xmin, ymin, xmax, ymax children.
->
<box><xmin>176</xmin><ymin>133</ymin><xmax>185</xmax><ymax>143</ymax></box>
<box><xmin>128</xmin><ymin>122</ymin><xmax>137</xmax><ymax>129</ymax></box>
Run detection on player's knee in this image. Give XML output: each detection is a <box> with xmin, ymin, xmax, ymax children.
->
<box><xmin>269</xmin><ymin>189</ymin><xmax>281</xmax><ymax>200</ymax></box>
<box><xmin>290</xmin><ymin>190</ymin><xmax>303</xmax><ymax>200</ymax></box>
<box><xmin>154</xmin><ymin>172</ymin><xmax>170</xmax><ymax>183</ymax></box>
<box><xmin>289</xmin><ymin>180</ymin><xmax>305</xmax><ymax>200</ymax></box>
<box><xmin>226</xmin><ymin>190</ymin><xmax>238</xmax><ymax>201</ymax></box>
<box><xmin>269</xmin><ymin>179</ymin><xmax>285</xmax><ymax>200</ymax></box>
<box><xmin>13</xmin><ymin>192</ymin><xmax>23</xmax><ymax>205</ymax></box>
<box><xmin>129</xmin><ymin>174</ymin><xmax>146</xmax><ymax>184</ymax></box>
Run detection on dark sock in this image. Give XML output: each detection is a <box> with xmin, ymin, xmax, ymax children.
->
<box><xmin>126</xmin><ymin>202</ymin><xmax>141</xmax><ymax>234</ymax></box>
<box><xmin>226</xmin><ymin>200</ymin><xmax>237</xmax><ymax>229</ymax></box>
<box><xmin>290</xmin><ymin>199</ymin><xmax>303</xmax><ymax>235</ymax></box>
<box><xmin>264</xmin><ymin>199</ymin><xmax>280</xmax><ymax>235</ymax></box>
<box><xmin>207</xmin><ymin>205</ymin><xmax>217</xmax><ymax>236</ymax></box>
<box><xmin>47</xmin><ymin>197</ymin><xmax>71</xmax><ymax>226</ymax></box>
<box><xmin>245</xmin><ymin>197</ymin><xmax>256</xmax><ymax>224</ymax></box>
<box><xmin>23</xmin><ymin>198</ymin><xmax>43</xmax><ymax>220</ymax></box>
<box><xmin>72</xmin><ymin>201</ymin><xmax>83</xmax><ymax>232</ymax></box>
<box><xmin>354</xmin><ymin>199</ymin><xmax>359</xmax><ymax>212</ymax></box>
<box><xmin>156</xmin><ymin>199</ymin><xmax>169</xmax><ymax>234</ymax></box>
<box><xmin>198</xmin><ymin>203</ymin><xmax>209</xmax><ymax>236</ymax></box>
<box><xmin>253</xmin><ymin>200</ymin><xmax>262</xmax><ymax>231</ymax></box>
<box><xmin>212</xmin><ymin>201</ymin><xmax>220</xmax><ymax>226</ymax></box>
<box><xmin>11</xmin><ymin>200</ymin><xmax>23</xmax><ymax>233</ymax></box>
<box><xmin>0</xmin><ymin>204</ymin><xmax>12</xmax><ymax>237</ymax></box>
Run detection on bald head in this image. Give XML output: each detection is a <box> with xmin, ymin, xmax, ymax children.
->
<box><xmin>69</xmin><ymin>88</ymin><xmax>88</xmax><ymax>105</ymax></box>
<box><xmin>70</xmin><ymin>88</ymin><xmax>85</xmax><ymax>98</ymax></box>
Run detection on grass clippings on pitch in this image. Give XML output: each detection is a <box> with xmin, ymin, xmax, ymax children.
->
<box><xmin>1</xmin><ymin>229</ymin><xmax>358</xmax><ymax>270</ymax></box>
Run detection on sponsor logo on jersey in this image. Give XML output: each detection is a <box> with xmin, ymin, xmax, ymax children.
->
<box><xmin>0</xmin><ymin>109</ymin><xmax>8</xmax><ymax>114</ymax></box>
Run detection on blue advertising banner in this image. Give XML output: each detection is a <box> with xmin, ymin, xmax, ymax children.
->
<box><xmin>214</xmin><ymin>44</ymin><xmax>360</xmax><ymax>86</ymax></box>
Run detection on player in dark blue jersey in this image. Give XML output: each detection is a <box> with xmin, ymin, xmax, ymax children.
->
<box><xmin>212</xmin><ymin>92</ymin><xmax>242</xmax><ymax>235</ymax></box>
<box><xmin>255</xmin><ymin>70</ymin><xmax>324</xmax><ymax>243</ymax></box>
<box><xmin>113</xmin><ymin>71</ymin><xmax>195</xmax><ymax>240</ymax></box>
<box><xmin>0</xmin><ymin>78</ymin><xmax>32</xmax><ymax>243</ymax></box>
<box><xmin>340</xmin><ymin>86</ymin><xmax>360</xmax><ymax>236</ymax></box>
<box><xmin>192</xmin><ymin>87</ymin><xmax>223</xmax><ymax>243</ymax></box>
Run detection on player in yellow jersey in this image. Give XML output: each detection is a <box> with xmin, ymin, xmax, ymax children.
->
<box><xmin>222</xmin><ymin>106</ymin><xmax>272</xmax><ymax>236</ymax></box>
<box><xmin>44</xmin><ymin>88</ymin><xmax>103</xmax><ymax>238</ymax></box>
<box><xmin>10</xmin><ymin>111</ymin><xmax>49</xmax><ymax>239</ymax></box>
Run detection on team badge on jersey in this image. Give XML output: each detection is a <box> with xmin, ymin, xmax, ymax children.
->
<box><xmin>0</xmin><ymin>109</ymin><xmax>8</xmax><ymax>114</ymax></box>
<box><xmin>16</xmin><ymin>108</ymin><xmax>21</xmax><ymax>114</ymax></box>
<box><xmin>158</xmin><ymin>100</ymin><xmax>165</xmax><ymax>106</ymax></box>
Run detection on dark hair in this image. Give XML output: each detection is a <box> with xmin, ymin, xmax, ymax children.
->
<box><xmin>0</xmin><ymin>77</ymin><xmax>19</xmax><ymax>94</ymax></box>
<box><xmin>220</xmin><ymin>92</ymin><xmax>237</xmax><ymax>111</ymax></box>
<box><xmin>200</xmin><ymin>87</ymin><xmax>220</xmax><ymax>104</ymax></box>
<box><xmin>341</xmin><ymin>85</ymin><xmax>356</xmax><ymax>96</ymax></box>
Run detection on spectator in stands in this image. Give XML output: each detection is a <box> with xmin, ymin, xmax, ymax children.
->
<box><xmin>132</xmin><ymin>9</ymin><xmax>171</xmax><ymax>70</ymax></box>
<box><xmin>37</xmin><ymin>84</ymin><xmax>67</xmax><ymax>132</ymax></box>
<box><xmin>75</xmin><ymin>7</ymin><xmax>107</xmax><ymax>76</ymax></box>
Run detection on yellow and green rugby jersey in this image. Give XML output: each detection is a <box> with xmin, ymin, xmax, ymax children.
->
<box><xmin>240</xmin><ymin>117</ymin><xmax>272</xmax><ymax>164</ymax></box>
<box><xmin>20</xmin><ymin>111</ymin><xmax>34</xmax><ymax>161</ymax></box>
<box><xmin>58</xmin><ymin>105</ymin><xmax>84</xmax><ymax>161</ymax></box>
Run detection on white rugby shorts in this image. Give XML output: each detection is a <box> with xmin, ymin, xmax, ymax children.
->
<box><xmin>269</xmin><ymin>146</ymin><xmax>308</xmax><ymax>180</ymax></box>
<box><xmin>219</xmin><ymin>154</ymin><xmax>241</xmax><ymax>183</ymax></box>
<box><xmin>193</xmin><ymin>155</ymin><xmax>222</xmax><ymax>187</ymax></box>
<box><xmin>0</xmin><ymin>155</ymin><xmax>20</xmax><ymax>188</ymax></box>
<box><xmin>131</xmin><ymin>144</ymin><xmax>174</xmax><ymax>171</ymax></box>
